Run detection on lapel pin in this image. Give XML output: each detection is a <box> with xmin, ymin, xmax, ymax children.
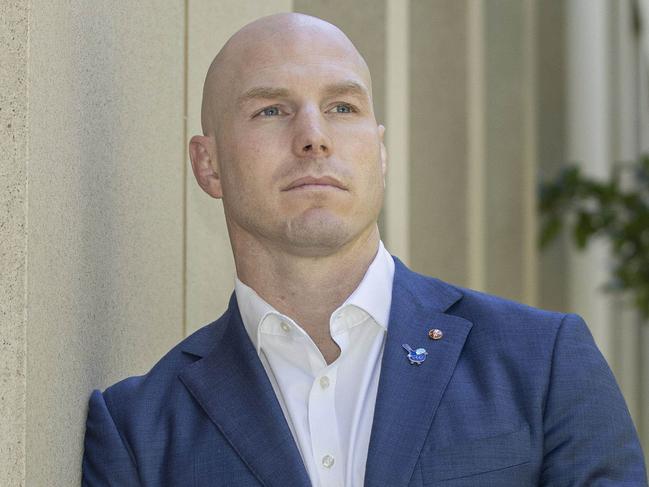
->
<box><xmin>428</xmin><ymin>329</ymin><xmax>443</xmax><ymax>340</ymax></box>
<box><xmin>402</xmin><ymin>344</ymin><xmax>428</xmax><ymax>365</ymax></box>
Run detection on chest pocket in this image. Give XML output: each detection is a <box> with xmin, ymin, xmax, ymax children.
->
<box><xmin>418</xmin><ymin>424</ymin><xmax>531</xmax><ymax>485</ymax></box>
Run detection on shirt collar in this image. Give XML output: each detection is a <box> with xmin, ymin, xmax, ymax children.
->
<box><xmin>235</xmin><ymin>241</ymin><xmax>395</xmax><ymax>351</ymax></box>
<box><xmin>338</xmin><ymin>241</ymin><xmax>394</xmax><ymax>330</ymax></box>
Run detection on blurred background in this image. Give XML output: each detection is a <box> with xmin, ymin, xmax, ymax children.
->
<box><xmin>2</xmin><ymin>0</ymin><xmax>648</xmax><ymax>484</ymax></box>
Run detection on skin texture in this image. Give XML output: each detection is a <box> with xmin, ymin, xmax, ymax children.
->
<box><xmin>189</xmin><ymin>13</ymin><xmax>387</xmax><ymax>363</ymax></box>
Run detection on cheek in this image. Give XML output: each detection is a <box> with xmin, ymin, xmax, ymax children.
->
<box><xmin>336</xmin><ymin>122</ymin><xmax>381</xmax><ymax>155</ymax></box>
<box><xmin>229</xmin><ymin>130</ymin><xmax>287</xmax><ymax>183</ymax></box>
<box><xmin>342</xmin><ymin>132</ymin><xmax>384</xmax><ymax>178</ymax></box>
<box><xmin>223</xmin><ymin>142</ymin><xmax>269</xmax><ymax>186</ymax></box>
<box><xmin>224</xmin><ymin>165</ymin><xmax>265</xmax><ymax>200</ymax></box>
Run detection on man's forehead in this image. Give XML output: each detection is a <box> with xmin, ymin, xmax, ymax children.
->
<box><xmin>236</xmin><ymin>80</ymin><xmax>371</xmax><ymax>108</ymax></box>
<box><xmin>201</xmin><ymin>13</ymin><xmax>372</xmax><ymax>132</ymax></box>
<box><xmin>223</xmin><ymin>20</ymin><xmax>368</xmax><ymax>82</ymax></box>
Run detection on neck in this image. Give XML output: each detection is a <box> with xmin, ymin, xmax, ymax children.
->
<box><xmin>232</xmin><ymin>226</ymin><xmax>380</xmax><ymax>363</ymax></box>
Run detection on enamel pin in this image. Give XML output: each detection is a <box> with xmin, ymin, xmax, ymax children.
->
<box><xmin>428</xmin><ymin>328</ymin><xmax>443</xmax><ymax>340</ymax></box>
<box><xmin>402</xmin><ymin>344</ymin><xmax>428</xmax><ymax>365</ymax></box>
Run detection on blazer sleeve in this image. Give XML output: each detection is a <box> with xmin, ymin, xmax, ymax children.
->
<box><xmin>82</xmin><ymin>389</ymin><xmax>142</xmax><ymax>486</ymax></box>
<box><xmin>540</xmin><ymin>313</ymin><xmax>648</xmax><ymax>486</ymax></box>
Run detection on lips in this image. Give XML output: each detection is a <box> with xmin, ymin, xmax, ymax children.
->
<box><xmin>282</xmin><ymin>176</ymin><xmax>347</xmax><ymax>191</ymax></box>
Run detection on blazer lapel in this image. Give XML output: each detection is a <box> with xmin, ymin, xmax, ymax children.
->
<box><xmin>365</xmin><ymin>259</ymin><xmax>473</xmax><ymax>487</ymax></box>
<box><xmin>179</xmin><ymin>296</ymin><xmax>310</xmax><ymax>487</ymax></box>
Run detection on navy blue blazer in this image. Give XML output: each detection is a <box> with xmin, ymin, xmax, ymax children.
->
<box><xmin>83</xmin><ymin>258</ymin><xmax>647</xmax><ymax>486</ymax></box>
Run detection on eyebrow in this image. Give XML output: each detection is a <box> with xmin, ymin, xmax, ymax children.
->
<box><xmin>321</xmin><ymin>81</ymin><xmax>370</xmax><ymax>100</ymax></box>
<box><xmin>236</xmin><ymin>80</ymin><xmax>370</xmax><ymax>107</ymax></box>
<box><xmin>237</xmin><ymin>87</ymin><xmax>291</xmax><ymax>106</ymax></box>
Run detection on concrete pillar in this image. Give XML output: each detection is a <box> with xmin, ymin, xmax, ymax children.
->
<box><xmin>24</xmin><ymin>1</ymin><xmax>187</xmax><ymax>484</ymax></box>
<box><xmin>0</xmin><ymin>1</ymin><xmax>28</xmax><ymax>484</ymax></box>
<box><xmin>483</xmin><ymin>0</ymin><xmax>537</xmax><ymax>303</ymax></box>
<box><xmin>565</xmin><ymin>0</ymin><xmax>614</xmax><ymax>357</ymax></box>
<box><xmin>408</xmin><ymin>0</ymin><xmax>538</xmax><ymax>303</ymax></box>
<box><xmin>409</xmin><ymin>0</ymin><xmax>471</xmax><ymax>286</ymax></box>
<box><xmin>536</xmin><ymin>0</ymin><xmax>569</xmax><ymax>313</ymax></box>
<box><xmin>384</xmin><ymin>0</ymin><xmax>411</xmax><ymax>263</ymax></box>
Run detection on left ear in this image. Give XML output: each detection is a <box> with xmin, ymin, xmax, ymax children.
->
<box><xmin>378</xmin><ymin>124</ymin><xmax>387</xmax><ymax>185</ymax></box>
<box><xmin>189</xmin><ymin>135</ymin><xmax>223</xmax><ymax>199</ymax></box>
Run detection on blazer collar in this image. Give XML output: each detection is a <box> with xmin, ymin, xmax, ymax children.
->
<box><xmin>364</xmin><ymin>257</ymin><xmax>473</xmax><ymax>487</ymax></box>
<box><xmin>179</xmin><ymin>295</ymin><xmax>310</xmax><ymax>487</ymax></box>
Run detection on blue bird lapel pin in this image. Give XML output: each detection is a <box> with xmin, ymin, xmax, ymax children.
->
<box><xmin>402</xmin><ymin>344</ymin><xmax>428</xmax><ymax>365</ymax></box>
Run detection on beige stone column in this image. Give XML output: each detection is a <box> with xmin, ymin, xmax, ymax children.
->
<box><xmin>482</xmin><ymin>0</ymin><xmax>538</xmax><ymax>303</ymax></box>
<box><xmin>24</xmin><ymin>2</ymin><xmax>187</xmax><ymax>484</ymax></box>
<box><xmin>0</xmin><ymin>1</ymin><xmax>28</xmax><ymax>485</ymax></box>
<box><xmin>409</xmin><ymin>0</ymin><xmax>471</xmax><ymax>286</ymax></box>
<box><xmin>536</xmin><ymin>0</ymin><xmax>569</xmax><ymax>313</ymax></box>
<box><xmin>565</xmin><ymin>0</ymin><xmax>614</xmax><ymax>357</ymax></box>
<box><xmin>407</xmin><ymin>0</ymin><xmax>538</xmax><ymax>304</ymax></box>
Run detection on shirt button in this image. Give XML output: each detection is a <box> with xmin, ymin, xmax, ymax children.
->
<box><xmin>319</xmin><ymin>376</ymin><xmax>330</xmax><ymax>389</ymax></box>
<box><xmin>322</xmin><ymin>454</ymin><xmax>335</xmax><ymax>469</ymax></box>
<box><xmin>280</xmin><ymin>321</ymin><xmax>290</xmax><ymax>332</ymax></box>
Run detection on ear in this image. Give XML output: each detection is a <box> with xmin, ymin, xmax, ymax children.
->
<box><xmin>378</xmin><ymin>124</ymin><xmax>387</xmax><ymax>186</ymax></box>
<box><xmin>189</xmin><ymin>135</ymin><xmax>223</xmax><ymax>199</ymax></box>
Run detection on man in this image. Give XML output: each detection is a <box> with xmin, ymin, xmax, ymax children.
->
<box><xmin>83</xmin><ymin>12</ymin><xmax>647</xmax><ymax>486</ymax></box>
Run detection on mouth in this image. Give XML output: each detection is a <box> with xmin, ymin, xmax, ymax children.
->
<box><xmin>282</xmin><ymin>176</ymin><xmax>347</xmax><ymax>192</ymax></box>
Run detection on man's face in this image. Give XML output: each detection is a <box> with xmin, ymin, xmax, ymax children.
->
<box><xmin>211</xmin><ymin>22</ymin><xmax>386</xmax><ymax>256</ymax></box>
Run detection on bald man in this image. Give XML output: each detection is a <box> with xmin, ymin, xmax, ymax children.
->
<box><xmin>82</xmin><ymin>13</ymin><xmax>647</xmax><ymax>487</ymax></box>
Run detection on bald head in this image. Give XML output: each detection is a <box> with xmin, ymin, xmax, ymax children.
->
<box><xmin>200</xmin><ymin>13</ymin><xmax>372</xmax><ymax>137</ymax></box>
<box><xmin>189</xmin><ymin>11</ymin><xmax>386</xmax><ymax>263</ymax></box>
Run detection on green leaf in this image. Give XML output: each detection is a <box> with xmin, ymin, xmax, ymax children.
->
<box><xmin>538</xmin><ymin>155</ymin><xmax>649</xmax><ymax>322</ymax></box>
<box><xmin>574</xmin><ymin>212</ymin><xmax>594</xmax><ymax>249</ymax></box>
<box><xmin>540</xmin><ymin>217</ymin><xmax>562</xmax><ymax>249</ymax></box>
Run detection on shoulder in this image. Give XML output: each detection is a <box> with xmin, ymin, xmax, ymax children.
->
<box><xmin>98</xmin><ymin>307</ymin><xmax>230</xmax><ymax>422</ymax></box>
<box><xmin>395</xmin><ymin>261</ymin><xmax>648</xmax><ymax>480</ymax></box>
<box><xmin>393</xmin><ymin>258</ymin><xmax>584</xmax><ymax>361</ymax></box>
<box><xmin>453</xmin><ymin>283</ymin><xmax>590</xmax><ymax>362</ymax></box>
<box><xmin>395</xmin><ymin>257</ymin><xmax>569</xmax><ymax>335</ymax></box>
<box><xmin>450</xmin><ymin>283</ymin><xmax>568</xmax><ymax>336</ymax></box>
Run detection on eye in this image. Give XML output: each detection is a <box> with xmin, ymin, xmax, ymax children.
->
<box><xmin>256</xmin><ymin>106</ymin><xmax>282</xmax><ymax>117</ymax></box>
<box><xmin>329</xmin><ymin>103</ymin><xmax>355</xmax><ymax>114</ymax></box>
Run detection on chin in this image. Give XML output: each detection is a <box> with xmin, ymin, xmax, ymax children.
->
<box><xmin>283</xmin><ymin>213</ymin><xmax>353</xmax><ymax>256</ymax></box>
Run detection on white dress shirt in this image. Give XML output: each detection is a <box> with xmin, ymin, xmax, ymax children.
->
<box><xmin>234</xmin><ymin>241</ymin><xmax>395</xmax><ymax>487</ymax></box>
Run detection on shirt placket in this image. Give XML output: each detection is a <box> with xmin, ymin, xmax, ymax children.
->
<box><xmin>308</xmin><ymin>362</ymin><xmax>343</xmax><ymax>486</ymax></box>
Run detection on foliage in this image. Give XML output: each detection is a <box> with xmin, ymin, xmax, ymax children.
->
<box><xmin>539</xmin><ymin>156</ymin><xmax>649</xmax><ymax>319</ymax></box>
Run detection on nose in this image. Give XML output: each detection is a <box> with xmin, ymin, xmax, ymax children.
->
<box><xmin>292</xmin><ymin>107</ymin><xmax>332</xmax><ymax>158</ymax></box>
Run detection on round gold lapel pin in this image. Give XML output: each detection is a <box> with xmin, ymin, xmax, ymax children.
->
<box><xmin>428</xmin><ymin>328</ymin><xmax>443</xmax><ymax>340</ymax></box>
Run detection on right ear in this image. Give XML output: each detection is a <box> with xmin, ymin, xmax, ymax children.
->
<box><xmin>188</xmin><ymin>135</ymin><xmax>223</xmax><ymax>199</ymax></box>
